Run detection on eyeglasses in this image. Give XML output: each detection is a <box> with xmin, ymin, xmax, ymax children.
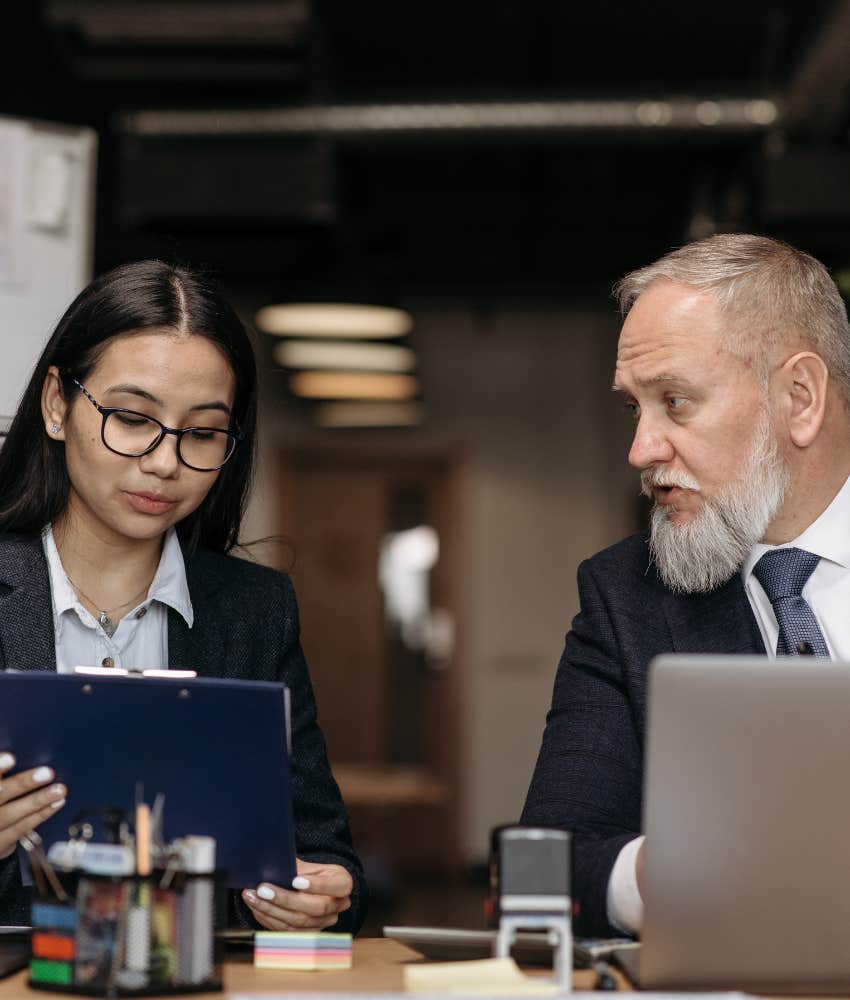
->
<box><xmin>72</xmin><ymin>379</ymin><xmax>242</xmax><ymax>472</ymax></box>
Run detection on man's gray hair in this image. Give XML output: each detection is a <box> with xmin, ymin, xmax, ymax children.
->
<box><xmin>614</xmin><ymin>233</ymin><xmax>850</xmax><ymax>403</ymax></box>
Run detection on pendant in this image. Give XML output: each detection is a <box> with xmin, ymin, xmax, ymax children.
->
<box><xmin>99</xmin><ymin>613</ymin><xmax>116</xmax><ymax>639</ymax></box>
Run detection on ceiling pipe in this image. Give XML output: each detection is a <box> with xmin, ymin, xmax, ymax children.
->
<box><xmin>121</xmin><ymin>98</ymin><xmax>780</xmax><ymax>138</ymax></box>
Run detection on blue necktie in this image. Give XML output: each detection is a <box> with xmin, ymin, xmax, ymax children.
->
<box><xmin>752</xmin><ymin>548</ymin><xmax>830</xmax><ymax>657</ymax></box>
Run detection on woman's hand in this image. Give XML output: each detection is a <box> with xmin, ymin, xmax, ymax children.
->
<box><xmin>0</xmin><ymin>753</ymin><xmax>67</xmax><ymax>860</ymax></box>
<box><xmin>242</xmin><ymin>858</ymin><xmax>353</xmax><ymax>931</ymax></box>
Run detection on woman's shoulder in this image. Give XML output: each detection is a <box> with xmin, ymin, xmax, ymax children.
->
<box><xmin>184</xmin><ymin>546</ymin><xmax>295</xmax><ymax>599</ymax></box>
<box><xmin>0</xmin><ymin>530</ymin><xmax>45</xmax><ymax>551</ymax></box>
<box><xmin>0</xmin><ymin>531</ymin><xmax>48</xmax><ymax>579</ymax></box>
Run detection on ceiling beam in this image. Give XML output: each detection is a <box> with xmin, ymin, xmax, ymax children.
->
<box><xmin>783</xmin><ymin>0</ymin><xmax>850</xmax><ymax>138</ymax></box>
<box><xmin>122</xmin><ymin>98</ymin><xmax>780</xmax><ymax>138</ymax></box>
<box><xmin>46</xmin><ymin>0</ymin><xmax>309</xmax><ymax>47</ymax></box>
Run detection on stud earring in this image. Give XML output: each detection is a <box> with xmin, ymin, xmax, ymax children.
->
<box><xmin>50</xmin><ymin>424</ymin><xmax>60</xmax><ymax>434</ymax></box>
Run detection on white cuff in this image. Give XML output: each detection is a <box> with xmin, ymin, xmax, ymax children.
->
<box><xmin>605</xmin><ymin>835</ymin><xmax>645</xmax><ymax>936</ymax></box>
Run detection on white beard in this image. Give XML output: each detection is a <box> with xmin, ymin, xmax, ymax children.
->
<box><xmin>642</xmin><ymin>409</ymin><xmax>790</xmax><ymax>593</ymax></box>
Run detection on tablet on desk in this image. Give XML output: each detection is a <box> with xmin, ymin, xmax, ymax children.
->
<box><xmin>383</xmin><ymin>926</ymin><xmax>552</xmax><ymax>965</ymax></box>
<box><xmin>0</xmin><ymin>671</ymin><xmax>295</xmax><ymax>889</ymax></box>
<box><xmin>382</xmin><ymin>926</ymin><xmax>638</xmax><ymax>967</ymax></box>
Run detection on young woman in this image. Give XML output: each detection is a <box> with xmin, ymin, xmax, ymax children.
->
<box><xmin>0</xmin><ymin>260</ymin><xmax>366</xmax><ymax>933</ymax></box>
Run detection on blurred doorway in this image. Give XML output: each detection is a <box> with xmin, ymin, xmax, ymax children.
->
<box><xmin>278</xmin><ymin>446</ymin><xmax>465</xmax><ymax>879</ymax></box>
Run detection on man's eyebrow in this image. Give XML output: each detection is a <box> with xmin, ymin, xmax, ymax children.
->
<box><xmin>105</xmin><ymin>384</ymin><xmax>232</xmax><ymax>415</ymax></box>
<box><xmin>611</xmin><ymin>373</ymin><xmax>696</xmax><ymax>392</ymax></box>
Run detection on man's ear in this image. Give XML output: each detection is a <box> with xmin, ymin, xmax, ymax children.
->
<box><xmin>41</xmin><ymin>365</ymin><xmax>69</xmax><ymax>441</ymax></box>
<box><xmin>775</xmin><ymin>351</ymin><xmax>829</xmax><ymax>448</ymax></box>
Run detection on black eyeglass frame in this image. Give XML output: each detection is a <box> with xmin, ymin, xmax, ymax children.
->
<box><xmin>71</xmin><ymin>378</ymin><xmax>243</xmax><ymax>472</ymax></box>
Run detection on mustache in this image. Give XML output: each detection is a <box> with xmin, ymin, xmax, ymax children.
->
<box><xmin>640</xmin><ymin>467</ymin><xmax>702</xmax><ymax>498</ymax></box>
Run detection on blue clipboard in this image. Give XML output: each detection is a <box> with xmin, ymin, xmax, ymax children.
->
<box><xmin>0</xmin><ymin>672</ymin><xmax>296</xmax><ymax>890</ymax></box>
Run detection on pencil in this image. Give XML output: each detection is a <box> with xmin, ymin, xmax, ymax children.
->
<box><xmin>136</xmin><ymin>803</ymin><xmax>151</xmax><ymax>877</ymax></box>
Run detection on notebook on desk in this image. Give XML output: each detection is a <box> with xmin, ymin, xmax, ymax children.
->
<box><xmin>0</xmin><ymin>672</ymin><xmax>295</xmax><ymax>889</ymax></box>
<box><xmin>624</xmin><ymin>654</ymin><xmax>850</xmax><ymax>993</ymax></box>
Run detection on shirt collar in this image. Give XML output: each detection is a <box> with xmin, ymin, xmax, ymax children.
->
<box><xmin>148</xmin><ymin>527</ymin><xmax>194</xmax><ymax>627</ymax></box>
<box><xmin>742</xmin><ymin>472</ymin><xmax>850</xmax><ymax>584</ymax></box>
<box><xmin>42</xmin><ymin>525</ymin><xmax>194</xmax><ymax>636</ymax></box>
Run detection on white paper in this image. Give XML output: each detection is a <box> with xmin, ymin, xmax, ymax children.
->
<box><xmin>0</xmin><ymin>121</ymin><xmax>28</xmax><ymax>285</ymax></box>
<box><xmin>29</xmin><ymin>149</ymin><xmax>72</xmax><ymax>232</ymax></box>
<box><xmin>233</xmin><ymin>994</ymin><xmax>751</xmax><ymax>1000</ymax></box>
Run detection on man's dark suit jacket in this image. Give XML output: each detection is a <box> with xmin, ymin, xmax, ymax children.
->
<box><xmin>521</xmin><ymin>530</ymin><xmax>766</xmax><ymax>937</ymax></box>
<box><xmin>0</xmin><ymin>532</ymin><xmax>367</xmax><ymax>933</ymax></box>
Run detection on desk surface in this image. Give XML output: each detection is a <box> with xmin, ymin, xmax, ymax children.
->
<box><xmin>0</xmin><ymin>937</ymin><xmax>608</xmax><ymax>998</ymax></box>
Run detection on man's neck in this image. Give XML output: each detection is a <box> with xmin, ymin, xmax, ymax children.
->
<box><xmin>762</xmin><ymin>456</ymin><xmax>850</xmax><ymax>545</ymax></box>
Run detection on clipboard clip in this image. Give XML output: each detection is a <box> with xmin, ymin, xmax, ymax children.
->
<box><xmin>73</xmin><ymin>666</ymin><xmax>197</xmax><ymax>679</ymax></box>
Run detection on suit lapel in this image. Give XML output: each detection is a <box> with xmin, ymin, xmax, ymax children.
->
<box><xmin>167</xmin><ymin>548</ymin><xmax>230</xmax><ymax>677</ymax></box>
<box><xmin>166</xmin><ymin>606</ymin><xmax>193</xmax><ymax>672</ymax></box>
<box><xmin>0</xmin><ymin>535</ymin><xmax>57</xmax><ymax>672</ymax></box>
<box><xmin>662</xmin><ymin>571</ymin><xmax>766</xmax><ymax>655</ymax></box>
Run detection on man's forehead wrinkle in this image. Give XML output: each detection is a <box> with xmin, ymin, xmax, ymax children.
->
<box><xmin>617</xmin><ymin>339</ymin><xmax>681</xmax><ymax>365</ymax></box>
<box><xmin>616</xmin><ymin>338</ymin><xmax>687</xmax><ymax>382</ymax></box>
<box><xmin>617</xmin><ymin>330</ymin><xmax>680</xmax><ymax>361</ymax></box>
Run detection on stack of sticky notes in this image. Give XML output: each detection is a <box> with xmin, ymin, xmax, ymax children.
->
<box><xmin>254</xmin><ymin>931</ymin><xmax>352</xmax><ymax>970</ymax></box>
<box><xmin>29</xmin><ymin>902</ymin><xmax>78</xmax><ymax>988</ymax></box>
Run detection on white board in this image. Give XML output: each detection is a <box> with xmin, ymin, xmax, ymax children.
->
<box><xmin>0</xmin><ymin>116</ymin><xmax>97</xmax><ymax>428</ymax></box>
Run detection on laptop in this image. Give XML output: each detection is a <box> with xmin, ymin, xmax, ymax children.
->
<box><xmin>619</xmin><ymin>655</ymin><xmax>850</xmax><ymax>993</ymax></box>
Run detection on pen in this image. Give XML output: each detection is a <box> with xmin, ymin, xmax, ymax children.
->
<box><xmin>592</xmin><ymin>960</ymin><xmax>618</xmax><ymax>991</ymax></box>
<box><xmin>20</xmin><ymin>830</ymin><xmax>69</xmax><ymax>901</ymax></box>
<box><xmin>151</xmin><ymin>793</ymin><xmax>165</xmax><ymax>855</ymax></box>
<box><xmin>136</xmin><ymin>803</ymin><xmax>151</xmax><ymax>877</ymax></box>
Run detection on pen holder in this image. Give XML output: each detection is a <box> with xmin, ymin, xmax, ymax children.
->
<box><xmin>29</xmin><ymin>870</ymin><xmax>223</xmax><ymax>996</ymax></box>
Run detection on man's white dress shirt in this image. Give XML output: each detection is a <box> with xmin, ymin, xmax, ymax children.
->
<box><xmin>607</xmin><ymin>473</ymin><xmax>850</xmax><ymax>934</ymax></box>
<box><xmin>42</xmin><ymin>525</ymin><xmax>194</xmax><ymax>674</ymax></box>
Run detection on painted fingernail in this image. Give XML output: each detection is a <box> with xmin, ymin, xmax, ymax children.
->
<box><xmin>256</xmin><ymin>885</ymin><xmax>276</xmax><ymax>901</ymax></box>
<box><xmin>0</xmin><ymin>753</ymin><xmax>15</xmax><ymax>771</ymax></box>
<box><xmin>48</xmin><ymin>784</ymin><xmax>65</xmax><ymax>799</ymax></box>
<box><xmin>33</xmin><ymin>767</ymin><xmax>53</xmax><ymax>784</ymax></box>
<box><xmin>243</xmin><ymin>890</ymin><xmax>257</xmax><ymax>903</ymax></box>
<box><xmin>50</xmin><ymin>798</ymin><xmax>66</xmax><ymax>810</ymax></box>
<box><xmin>292</xmin><ymin>876</ymin><xmax>310</xmax><ymax>891</ymax></box>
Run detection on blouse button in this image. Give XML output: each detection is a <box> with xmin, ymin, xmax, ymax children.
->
<box><xmin>102</xmin><ymin>657</ymin><xmax>114</xmax><ymax>668</ymax></box>
<box><xmin>136</xmin><ymin>608</ymin><xmax>147</xmax><ymax>620</ymax></box>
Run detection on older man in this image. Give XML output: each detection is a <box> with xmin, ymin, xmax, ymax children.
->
<box><xmin>522</xmin><ymin>234</ymin><xmax>850</xmax><ymax>937</ymax></box>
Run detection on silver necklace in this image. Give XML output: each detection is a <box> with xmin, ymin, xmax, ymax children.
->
<box><xmin>66</xmin><ymin>576</ymin><xmax>151</xmax><ymax>639</ymax></box>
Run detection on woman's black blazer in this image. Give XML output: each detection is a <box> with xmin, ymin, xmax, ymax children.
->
<box><xmin>0</xmin><ymin>532</ymin><xmax>367</xmax><ymax>932</ymax></box>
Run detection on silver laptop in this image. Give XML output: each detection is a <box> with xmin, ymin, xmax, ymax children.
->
<box><xmin>631</xmin><ymin>654</ymin><xmax>850</xmax><ymax>993</ymax></box>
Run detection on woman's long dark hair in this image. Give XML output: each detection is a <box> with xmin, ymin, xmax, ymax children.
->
<box><xmin>0</xmin><ymin>260</ymin><xmax>257</xmax><ymax>553</ymax></box>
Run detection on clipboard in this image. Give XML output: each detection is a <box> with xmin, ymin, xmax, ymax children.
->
<box><xmin>0</xmin><ymin>672</ymin><xmax>296</xmax><ymax>889</ymax></box>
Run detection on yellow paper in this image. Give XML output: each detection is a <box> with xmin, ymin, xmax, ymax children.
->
<box><xmin>404</xmin><ymin>957</ymin><xmax>560</xmax><ymax>996</ymax></box>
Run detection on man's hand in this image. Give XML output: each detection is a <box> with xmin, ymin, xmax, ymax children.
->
<box><xmin>0</xmin><ymin>753</ymin><xmax>67</xmax><ymax>859</ymax></box>
<box><xmin>242</xmin><ymin>858</ymin><xmax>353</xmax><ymax>931</ymax></box>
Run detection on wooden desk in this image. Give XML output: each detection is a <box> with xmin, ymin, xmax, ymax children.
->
<box><xmin>0</xmin><ymin>938</ymin><xmax>612</xmax><ymax>997</ymax></box>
